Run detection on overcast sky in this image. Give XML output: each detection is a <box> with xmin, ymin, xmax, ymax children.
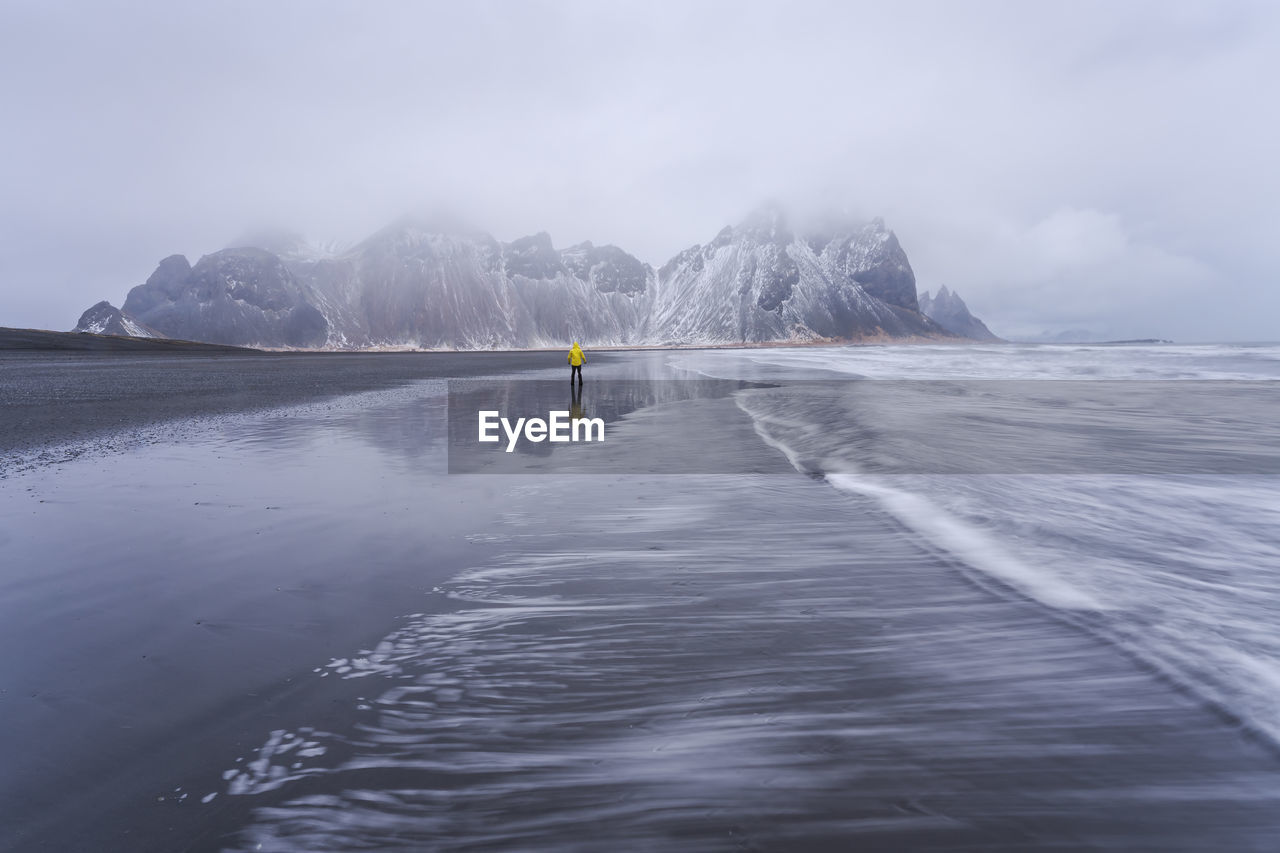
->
<box><xmin>2</xmin><ymin>0</ymin><xmax>1277</xmax><ymax>340</ymax></box>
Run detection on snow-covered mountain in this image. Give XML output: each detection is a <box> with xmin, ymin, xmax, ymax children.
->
<box><xmin>918</xmin><ymin>286</ymin><xmax>1000</xmax><ymax>341</ymax></box>
<box><xmin>88</xmin><ymin>207</ymin><xmax>979</xmax><ymax>349</ymax></box>
<box><xmin>72</xmin><ymin>301</ymin><xmax>160</xmax><ymax>338</ymax></box>
<box><xmin>286</xmin><ymin>222</ymin><xmax>653</xmax><ymax>349</ymax></box>
<box><xmin>648</xmin><ymin>207</ymin><xmax>939</xmax><ymax>344</ymax></box>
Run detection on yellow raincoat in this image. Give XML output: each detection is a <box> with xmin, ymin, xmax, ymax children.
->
<box><xmin>568</xmin><ymin>343</ymin><xmax>585</xmax><ymax>366</ymax></box>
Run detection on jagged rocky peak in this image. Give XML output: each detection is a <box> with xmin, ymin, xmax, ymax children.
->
<box><xmin>658</xmin><ymin>205</ymin><xmax>794</xmax><ymax>282</ymax></box>
<box><xmin>150</xmin><ymin>253</ymin><xmax>193</xmax><ymax>286</ymax></box>
<box><xmin>658</xmin><ymin>243</ymin><xmax>706</xmax><ymax>280</ymax></box>
<box><xmin>647</xmin><ymin>204</ymin><xmax>951</xmax><ymax>344</ymax></box>
<box><xmin>561</xmin><ymin>241</ymin><xmax>650</xmax><ymax>295</ymax></box>
<box><xmin>699</xmin><ymin>205</ymin><xmax>801</xmax><ymax>311</ymax></box>
<box><xmin>814</xmin><ymin>217</ymin><xmax>918</xmax><ymax>311</ymax></box>
<box><xmin>73</xmin><ymin>300</ymin><xmax>116</xmax><ymax>333</ymax></box>
<box><xmin>919</xmin><ymin>286</ymin><xmax>1000</xmax><ymax>341</ymax></box>
<box><xmin>920</xmin><ymin>285</ymin><xmax>964</xmax><ymax>318</ymax></box>
<box><xmin>73</xmin><ymin>301</ymin><xmax>158</xmax><ymax>338</ymax></box>
<box><xmin>119</xmin><ymin>254</ymin><xmax>192</xmax><ymax>318</ymax></box>
<box><xmin>122</xmin><ymin>248</ymin><xmax>328</xmax><ymax>348</ymax></box>
<box><xmin>683</xmin><ymin>206</ymin><xmax>919</xmax><ymax>312</ymax></box>
<box><xmin>503</xmin><ymin>232</ymin><xmax>565</xmax><ymax>280</ymax></box>
<box><xmin>123</xmin><ymin>254</ymin><xmax>192</xmax><ymax>316</ymax></box>
<box><xmin>190</xmin><ymin>248</ymin><xmax>300</xmax><ymax>308</ymax></box>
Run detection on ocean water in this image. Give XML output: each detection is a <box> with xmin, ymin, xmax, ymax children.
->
<box><xmin>675</xmin><ymin>343</ymin><xmax>1280</xmax><ymax>745</ymax></box>
<box><xmin>6</xmin><ymin>345</ymin><xmax>1280</xmax><ymax>851</ymax></box>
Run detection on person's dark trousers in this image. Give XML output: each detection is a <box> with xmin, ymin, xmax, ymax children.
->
<box><xmin>571</xmin><ymin>365</ymin><xmax>582</xmax><ymax>384</ymax></box>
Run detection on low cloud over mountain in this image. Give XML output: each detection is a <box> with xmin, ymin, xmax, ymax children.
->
<box><xmin>81</xmin><ymin>207</ymin><xmax>991</xmax><ymax>350</ymax></box>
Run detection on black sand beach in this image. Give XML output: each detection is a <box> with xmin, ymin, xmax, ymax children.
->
<box><xmin>0</xmin><ymin>345</ymin><xmax>562</xmax><ymax>469</ymax></box>
<box><xmin>2</xmin><ymin>348</ymin><xmax>1279</xmax><ymax>851</ymax></box>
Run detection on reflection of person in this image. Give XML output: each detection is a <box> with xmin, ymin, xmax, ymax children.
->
<box><xmin>567</xmin><ymin>341</ymin><xmax>585</xmax><ymax>386</ymax></box>
<box><xmin>570</xmin><ymin>383</ymin><xmax>584</xmax><ymax>421</ymax></box>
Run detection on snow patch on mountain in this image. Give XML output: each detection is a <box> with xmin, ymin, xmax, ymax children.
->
<box><xmin>73</xmin><ymin>301</ymin><xmax>160</xmax><ymax>338</ymax></box>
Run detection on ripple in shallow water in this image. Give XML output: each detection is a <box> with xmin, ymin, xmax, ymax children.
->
<box><xmin>221</xmin><ymin>476</ymin><xmax>1280</xmax><ymax>851</ymax></box>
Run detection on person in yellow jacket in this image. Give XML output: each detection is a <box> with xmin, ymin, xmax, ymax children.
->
<box><xmin>567</xmin><ymin>342</ymin><xmax>585</xmax><ymax>386</ymax></box>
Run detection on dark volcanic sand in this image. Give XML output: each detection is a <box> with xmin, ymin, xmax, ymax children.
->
<box><xmin>1</xmin><ymin>349</ymin><xmax>568</xmax><ymax>470</ymax></box>
<box><xmin>0</xmin><ymin>327</ymin><xmax>257</xmax><ymax>354</ymax></box>
<box><xmin>2</xmin><ymin>350</ymin><xmax>1279</xmax><ymax>851</ymax></box>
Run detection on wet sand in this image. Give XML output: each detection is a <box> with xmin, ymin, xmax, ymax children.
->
<box><xmin>1</xmin><ymin>350</ymin><xmax>567</xmax><ymax>467</ymax></box>
<box><xmin>2</xmin><ymin>351</ymin><xmax>1279</xmax><ymax>851</ymax></box>
<box><xmin>226</xmin><ymin>469</ymin><xmax>1280</xmax><ymax>852</ymax></box>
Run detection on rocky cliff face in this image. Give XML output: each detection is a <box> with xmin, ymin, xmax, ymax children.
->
<box><xmin>73</xmin><ymin>301</ymin><xmax>159</xmax><ymax>338</ymax></box>
<box><xmin>288</xmin><ymin>222</ymin><xmax>653</xmax><ymax>349</ymax></box>
<box><xmin>122</xmin><ymin>249</ymin><xmax>329</xmax><ymax>348</ymax></box>
<box><xmin>918</xmin><ymin>286</ymin><xmax>1000</xmax><ymax>341</ymax></box>
<box><xmin>90</xmin><ymin>207</ymin><xmax>977</xmax><ymax>349</ymax></box>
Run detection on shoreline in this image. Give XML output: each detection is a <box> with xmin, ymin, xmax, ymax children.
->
<box><xmin>1</xmin><ymin>324</ymin><xmax>986</xmax><ymax>356</ymax></box>
<box><xmin>0</xmin><ymin>350</ymin><xmax>570</xmax><ymax>475</ymax></box>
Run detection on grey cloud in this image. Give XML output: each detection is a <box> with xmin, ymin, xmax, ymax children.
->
<box><xmin>2</xmin><ymin>0</ymin><xmax>1277</xmax><ymax>340</ymax></box>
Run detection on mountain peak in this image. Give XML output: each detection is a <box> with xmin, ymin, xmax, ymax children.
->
<box><xmin>73</xmin><ymin>301</ymin><xmax>159</xmax><ymax>338</ymax></box>
<box><xmin>919</xmin><ymin>286</ymin><xmax>1000</xmax><ymax>341</ymax></box>
<box><xmin>504</xmin><ymin>232</ymin><xmax>565</xmax><ymax>280</ymax></box>
<box><xmin>561</xmin><ymin>242</ymin><xmax>650</xmax><ymax>295</ymax></box>
<box><xmin>121</xmin><ymin>249</ymin><xmax>328</xmax><ymax>348</ymax></box>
